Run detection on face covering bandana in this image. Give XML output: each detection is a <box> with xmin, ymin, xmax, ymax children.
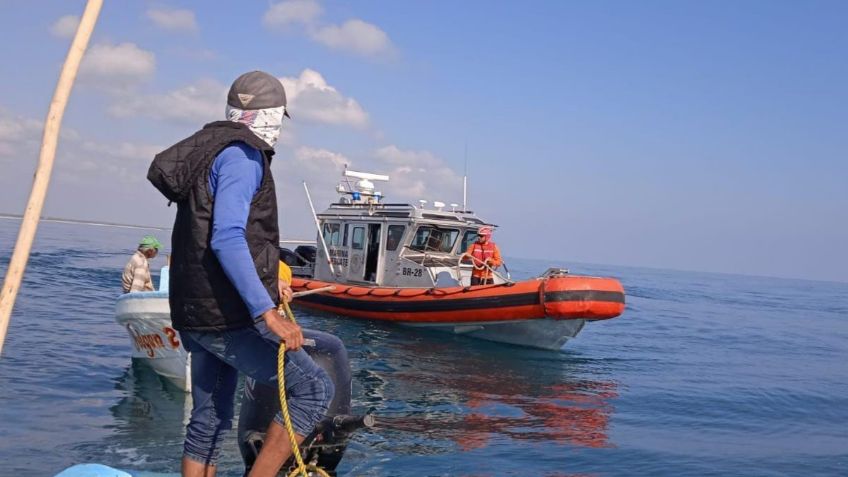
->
<box><xmin>226</xmin><ymin>105</ymin><xmax>285</xmax><ymax>148</ymax></box>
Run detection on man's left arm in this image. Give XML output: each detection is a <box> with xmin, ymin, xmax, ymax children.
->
<box><xmin>491</xmin><ymin>245</ymin><xmax>503</xmax><ymax>267</ymax></box>
<box><xmin>143</xmin><ymin>269</ymin><xmax>155</xmax><ymax>291</ymax></box>
<box><xmin>209</xmin><ymin>148</ymin><xmax>276</xmax><ymax>318</ymax></box>
<box><xmin>130</xmin><ymin>259</ymin><xmax>152</xmax><ymax>292</ymax></box>
<box><xmin>208</xmin><ymin>146</ymin><xmax>303</xmax><ymax>349</ymax></box>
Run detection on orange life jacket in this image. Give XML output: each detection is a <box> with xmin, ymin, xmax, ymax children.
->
<box><xmin>468</xmin><ymin>241</ymin><xmax>501</xmax><ymax>279</ymax></box>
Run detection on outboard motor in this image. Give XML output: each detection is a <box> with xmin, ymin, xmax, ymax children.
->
<box><xmin>238</xmin><ymin>329</ymin><xmax>372</xmax><ymax>476</ymax></box>
<box><xmin>294</xmin><ymin>245</ymin><xmax>317</xmax><ymax>265</ymax></box>
<box><xmin>279</xmin><ymin>247</ymin><xmax>302</xmax><ymax>267</ymax></box>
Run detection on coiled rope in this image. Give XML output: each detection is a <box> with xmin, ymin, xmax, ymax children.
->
<box><xmin>276</xmin><ymin>300</ymin><xmax>331</xmax><ymax>477</ymax></box>
<box><xmin>456</xmin><ymin>254</ymin><xmax>514</xmax><ymax>285</ymax></box>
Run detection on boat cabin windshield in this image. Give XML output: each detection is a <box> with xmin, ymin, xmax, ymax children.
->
<box><xmin>456</xmin><ymin>230</ymin><xmax>478</xmax><ymax>255</ymax></box>
<box><xmin>409</xmin><ymin>226</ymin><xmax>459</xmax><ymax>254</ymax></box>
<box><xmin>322</xmin><ymin>223</ymin><xmax>342</xmax><ymax>246</ymax></box>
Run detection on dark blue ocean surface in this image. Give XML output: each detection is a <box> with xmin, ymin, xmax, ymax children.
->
<box><xmin>0</xmin><ymin>219</ymin><xmax>846</xmax><ymax>476</ymax></box>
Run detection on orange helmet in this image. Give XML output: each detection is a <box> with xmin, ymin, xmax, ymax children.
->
<box><xmin>478</xmin><ymin>226</ymin><xmax>493</xmax><ymax>237</ymax></box>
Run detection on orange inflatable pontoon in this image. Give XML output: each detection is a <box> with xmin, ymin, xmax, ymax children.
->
<box><xmin>291</xmin><ymin>274</ymin><xmax>624</xmax><ymax>343</ymax></box>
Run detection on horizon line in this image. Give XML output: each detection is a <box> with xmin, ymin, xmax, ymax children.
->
<box><xmin>1</xmin><ymin>213</ymin><xmax>845</xmax><ymax>286</ymax></box>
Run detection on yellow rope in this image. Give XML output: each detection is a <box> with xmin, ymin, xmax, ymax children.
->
<box><xmin>277</xmin><ymin>300</ymin><xmax>331</xmax><ymax>477</ymax></box>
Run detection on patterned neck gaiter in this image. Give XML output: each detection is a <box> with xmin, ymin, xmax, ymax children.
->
<box><xmin>225</xmin><ymin>105</ymin><xmax>286</xmax><ymax>148</ymax></box>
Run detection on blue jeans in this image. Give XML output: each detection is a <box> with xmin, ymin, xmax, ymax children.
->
<box><xmin>181</xmin><ymin>321</ymin><xmax>334</xmax><ymax>465</ymax></box>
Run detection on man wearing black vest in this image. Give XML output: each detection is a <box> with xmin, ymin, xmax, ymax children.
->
<box><xmin>148</xmin><ymin>71</ymin><xmax>334</xmax><ymax>477</ymax></box>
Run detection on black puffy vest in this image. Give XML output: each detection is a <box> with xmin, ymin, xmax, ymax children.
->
<box><xmin>148</xmin><ymin>121</ymin><xmax>279</xmax><ymax>331</ymax></box>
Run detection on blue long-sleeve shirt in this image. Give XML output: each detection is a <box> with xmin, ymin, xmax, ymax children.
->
<box><xmin>208</xmin><ymin>142</ymin><xmax>275</xmax><ymax>318</ymax></box>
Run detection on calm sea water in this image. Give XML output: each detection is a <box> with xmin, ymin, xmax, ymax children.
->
<box><xmin>0</xmin><ymin>219</ymin><xmax>846</xmax><ymax>476</ymax></box>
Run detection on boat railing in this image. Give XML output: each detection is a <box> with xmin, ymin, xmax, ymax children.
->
<box><xmin>399</xmin><ymin>248</ymin><xmax>462</xmax><ymax>268</ymax></box>
<box><xmin>502</xmin><ymin>262</ymin><xmax>512</xmax><ymax>280</ymax></box>
<box><xmin>539</xmin><ymin>267</ymin><xmax>569</xmax><ymax>278</ymax></box>
<box><xmin>398</xmin><ymin>246</ymin><xmax>513</xmax><ymax>286</ymax></box>
<box><xmin>455</xmin><ymin>254</ymin><xmax>514</xmax><ymax>285</ymax></box>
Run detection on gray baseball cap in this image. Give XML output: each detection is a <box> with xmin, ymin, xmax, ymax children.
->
<box><xmin>227</xmin><ymin>70</ymin><xmax>291</xmax><ymax>117</ymax></box>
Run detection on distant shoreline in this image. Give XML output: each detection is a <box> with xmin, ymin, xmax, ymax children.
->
<box><xmin>0</xmin><ymin>213</ymin><xmax>170</xmax><ymax>231</ymax></box>
<box><xmin>0</xmin><ymin>214</ymin><xmax>315</xmax><ymax>244</ymax></box>
<box><xmin>1</xmin><ymin>214</ymin><xmax>843</xmax><ymax>285</ymax></box>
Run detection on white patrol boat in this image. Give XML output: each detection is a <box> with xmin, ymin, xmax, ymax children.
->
<box><xmin>288</xmin><ymin>170</ymin><xmax>626</xmax><ymax>350</ymax></box>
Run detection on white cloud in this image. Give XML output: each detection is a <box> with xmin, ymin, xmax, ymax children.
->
<box><xmin>310</xmin><ymin>19</ymin><xmax>395</xmax><ymax>58</ymax></box>
<box><xmin>0</xmin><ymin>109</ymin><xmax>43</xmax><ymax>160</ymax></box>
<box><xmin>274</xmin><ymin>146</ymin><xmax>351</xmax><ymax>231</ymax></box>
<box><xmin>263</xmin><ymin>0</ymin><xmax>323</xmax><ymax>28</ymax></box>
<box><xmin>281</xmin><ymin>146</ymin><xmax>350</xmax><ymax>194</ymax></box>
<box><xmin>291</xmin><ymin>145</ymin><xmax>349</xmax><ymax>171</ymax></box>
<box><xmin>263</xmin><ymin>1</ymin><xmax>396</xmax><ymax>59</ymax></box>
<box><xmin>0</xmin><ymin>121</ymin><xmax>164</xmax><ymax>238</ymax></box>
<box><xmin>0</xmin><ymin>114</ymin><xmax>41</xmax><ymax>143</ymax></box>
<box><xmin>80</xmin><ymin>140</ymin><xmax>161</xmax><ymax>162</ymax></box>
<box><xmin>374</xmin><ymin>145</ymin><xmax>463</xmax><ymax>203</ymax></box>
<box><xmin>66</xmin><ymin>141</ymin><xmax>158</xmax><ymax>184</ymax></box>
<box><xmin>0</xmin><ymin>105</ymin><xmax>164</xmax><ymax>221</ymax></box>
<box><xmin>0</xmin><ymin>108</ymin><xmax>157</xmax><ymax>172</ymax></box>
<box><xmin>271</xmin><ymin>144</ymin><xmax>462</xmax><ymax>219</ymax></box>
<box><xmin>80</xmin><ymin>42</ymin><xmax>156</xmax><ymax>91</ymax></box>
<box><xmin>50</xmin><ymin>15</ymin><xmax>80</xmax><ymax>39</ymax></box>
<box><xmin>50</xmin><ymin>132</ymin><xmax>166</xmax><ymax>220</ymax></box>
<box><xmin>280</xmin><ymin>69</ymin><xmax>368</xmax><ymax>127</ymax></box>
<box><xmin>146</xmin><ymin>7</ymin><xmax>199</xmax><ymax>33</ymax></box>
<box><xmin>105</xmin><ymin>69</ymin><xmax>365</xmax><ymax>128</ymax></box>
<box><xmin>107</xmin><ymin>78</ymin><xmax>226</xmax><ymax>123</ymax></box>
<box><xmin>69</xmin><ymin>139</ymin><xmax>162</xmax><ymax>184</ymax></box>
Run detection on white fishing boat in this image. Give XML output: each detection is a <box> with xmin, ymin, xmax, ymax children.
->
<box><xmin>110</xmin><ymin>263</ymin><xmax>371</xmax><ymax>475</ymax></box>
<box><xmin>114</xmin><ymin>266</ymin><xmax>191</xmax><ymax>392</ymax></box>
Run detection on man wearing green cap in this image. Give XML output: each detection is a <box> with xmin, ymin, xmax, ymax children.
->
<box><xmin>121</xmin><ymin>235</ymin><xmax>162</xmax><ymax>293</ymax></box>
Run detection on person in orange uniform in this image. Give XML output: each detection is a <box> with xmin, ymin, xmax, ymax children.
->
<box><xmin>461</xmin><ymin>226</ymin><xmax>503</xmax><ymax>285</ymax></box>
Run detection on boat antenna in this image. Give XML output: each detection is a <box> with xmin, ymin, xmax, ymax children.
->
<box><xmin>0</xmin><ymin>0</ymin><xmax>103</xmax><ymax>356</ymax></box>
<box><xmin>462</xmin><ymin>140</ymin><xmax>468</xmax><ymax>212</ymax></box>
<box><xmin>303</xmin><ymin>181</ymin><xmax>337</xmax><ymax>276</ymax></box>
<box><xmin>342</xmin><ymin>163</ymin><xmax>354</xmax><ymax>193</ymax></box>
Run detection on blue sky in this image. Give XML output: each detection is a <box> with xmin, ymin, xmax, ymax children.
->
<box><xmin>0</xmin><ymin>1</ymin><xmax>846</xmax><ymax>282</ymax></box>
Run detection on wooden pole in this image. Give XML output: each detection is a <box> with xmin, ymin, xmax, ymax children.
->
<box><xmin>291</xmin><ymin>286</ymin><xmax>335</xmax><ymax>298</ymax></box>
<box><xmin>0</xmin><ymin>0</ymin><xmax>104</xmax><ymax>356</ymax></box>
